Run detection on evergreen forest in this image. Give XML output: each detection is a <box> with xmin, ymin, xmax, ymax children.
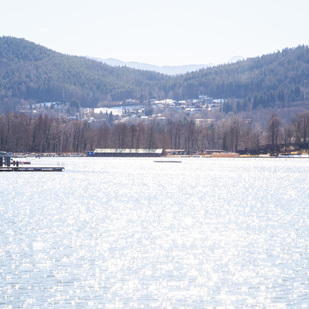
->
<box><xmin>1</xmin><ymin>36</ymin><xmax>309</xmax><ymax>112</ymax></box>
<box><xmin>0</xmin><ymin>36</ymin><xmax>170</xmax><ymax>112</ymax></box>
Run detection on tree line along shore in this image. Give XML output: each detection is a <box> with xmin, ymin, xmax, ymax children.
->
<box><xmin>1</xmin><ymin>110</ymin><xmax>309</xmax><ymax>157</ymax></box>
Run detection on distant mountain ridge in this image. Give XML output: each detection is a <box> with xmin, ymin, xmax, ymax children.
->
<box><xmin>91</xmin><ymin>56</ymin><xmax>245</xmax><ymax>75</ymax></box>
<box><xmin>91</xmin><ymin>57</ymin><xmax>212</xmax><ymax>75</ymax></box>
<box><xmin>227</xmin><ymin>56</ymin><xmax>245</xmax><ymax>63</ymax></box>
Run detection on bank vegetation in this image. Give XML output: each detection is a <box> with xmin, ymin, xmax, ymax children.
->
<box><xmin>1</xmin><ymin>111</ymin><xmax>309</xmax><ymax>156</ymax></box>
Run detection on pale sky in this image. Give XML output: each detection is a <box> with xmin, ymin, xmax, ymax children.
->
<box><xmin>1</xmin><ymin>0</ymin><xmax>309</xmax><ymax>66</ymax></box>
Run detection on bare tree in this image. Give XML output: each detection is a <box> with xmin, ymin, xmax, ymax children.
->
<box><xmin>267</xmin><ymin>113</ymin><xmax>282</xmax><ymax>155</ymax></box>
<box><xmin>283</xmin><ymin>124</ymin><xmax>294</xmax><ymax>154</ymax></box>
<box><xmin>296</xmin><ymin>111</ymin><xmax>309</xmax><ymax>150</ymax></box>
<box><xmin>250</xmin><ymin>123</ymin><xmax>263</xmax><ymax>152</ymax></box>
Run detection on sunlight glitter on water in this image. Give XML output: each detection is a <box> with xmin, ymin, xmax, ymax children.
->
<box><xmin>1</xmin><ymin>157</ymin><xmax>309</xmax><ymax>307</ymax></box>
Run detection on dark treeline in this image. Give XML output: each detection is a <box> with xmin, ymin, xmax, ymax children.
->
<box><xmin>2</xmin><ymin>111</ymin><xmax>309</xmax><ymax>155</ymax></box>
<box><xmin>171</xmin><ymin>46</ymin><xmax>309</xmax><ymax>111</ymax></box>
<box><xmin>2</xmin><ymin>37</ymin><xmax>309</xmax><ymax>114</ymax></box>
<box><xmin>0</xmin><ymin>36</ymin><xmax>170</xmax><ymax>112</ymax></box>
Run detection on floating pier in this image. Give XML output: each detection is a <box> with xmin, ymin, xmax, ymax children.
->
<box><xmin>0</xmin><ymin>152</ymin><xmax>64</xmax><ymax>172</ymax></box>
<box><xmin>0</xmin><ymin>166</ymin><xmax>64</xmax><ymax>172</ymax></box>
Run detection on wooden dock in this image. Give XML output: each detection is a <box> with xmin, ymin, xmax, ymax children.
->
<box><xmin>0</xmin><ymin>166</ymin><xmax>64</xmax><ymax>172</ymax></box>
<box><xmin>0</xmin><ymin>152</ymin><xmax>65</xmax><ymax>172</ymax></box>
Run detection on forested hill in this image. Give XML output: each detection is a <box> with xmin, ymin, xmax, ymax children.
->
<box><xmin>1</xmin><ymin>36</ymin><xmax>309</xmax><ymax>113</ymax></box>
<box><xmin>0</xmin><ymin>36</ymin><xmax>169</xmax><ymax>112</ymax></box>
<box><xmin>171</xmin><ymin>45</ymin><xmax>309</xmax><ymax>110</ymax></box>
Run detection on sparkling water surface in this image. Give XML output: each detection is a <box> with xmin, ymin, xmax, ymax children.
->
<box><xmin>1</xmin><ymin>157</ymin><xmax>309</xmax><ymax>308</ymax></box>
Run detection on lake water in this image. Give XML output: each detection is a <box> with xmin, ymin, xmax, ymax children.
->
<box><xmin>1</xmin><ymin>157</ymin><xmax>309</xmax><ymax>308</ymax></box>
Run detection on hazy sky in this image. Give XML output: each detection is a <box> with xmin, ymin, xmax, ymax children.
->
<box><xmin>1</xmin><ymin>0</ymin><xmax>309</xmax><ymax>66</ymax></box>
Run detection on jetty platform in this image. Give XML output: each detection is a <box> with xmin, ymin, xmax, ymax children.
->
<box><xmin>0</xmin><ymin>166</ymin><xmax>64</xmax><ymax>172</ymax></box>
<box><xmin>0</xmin><ymin>151</ymin><xmax>64</xmax><ymax>172</ymax></box>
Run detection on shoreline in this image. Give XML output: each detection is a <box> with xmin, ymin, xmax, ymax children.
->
<box><xmin>10</xmin><ymin>152</ymin><xmax>309</xmax><ymax>159</ymax></box>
